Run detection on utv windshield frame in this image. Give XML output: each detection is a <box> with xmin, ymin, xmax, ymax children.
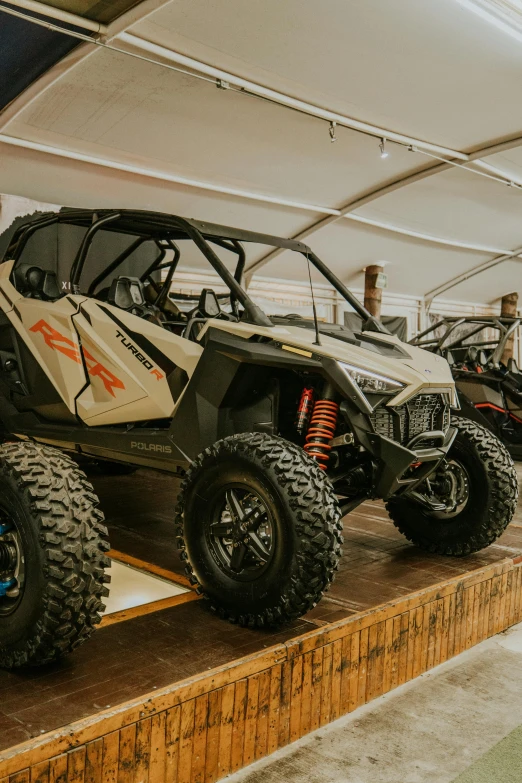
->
<box><xmin>2</xmin><ymin>209</ymin><xmax>382</xmax><ymax>331</ymax></box>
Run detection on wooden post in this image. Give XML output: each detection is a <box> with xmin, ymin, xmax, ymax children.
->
<box><xmin>364</xmin><ymin>265</ymin><xmax>383</xmax><ymax>319</ymax></box>
<box><xmin>501</xmin><ymin>291</ymin><xmax>518</xmax><ymax>365</ymax></box>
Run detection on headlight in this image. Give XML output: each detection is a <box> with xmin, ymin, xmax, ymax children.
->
<box><xmin>338</xmin><ymin>362</ymin><xmax>405</xmax><ymax>396</ymax></box>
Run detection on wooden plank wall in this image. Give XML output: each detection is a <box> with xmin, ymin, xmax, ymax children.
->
<box><xmin>2</xmin><ymin>558</ymin><xmax>521</xmax><ymax>783</ymax></box>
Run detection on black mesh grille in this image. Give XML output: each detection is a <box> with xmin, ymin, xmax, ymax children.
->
<box><xmin>370</xmin><ymin>393</ymin><xmax>449</xmax><ymax>447</ymax></box>
<box><xmin>370</xmin><ymin>406</ymin><xmax>396</xmax><ymax>440</ymax></box>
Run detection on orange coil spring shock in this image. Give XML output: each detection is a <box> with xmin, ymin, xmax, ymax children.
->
<box><xmin>304</xmin><ymin>399</ymin><xmax>339</xmax><ymax>469</ymax></box>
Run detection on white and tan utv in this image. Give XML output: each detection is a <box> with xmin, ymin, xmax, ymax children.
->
<box><xmin>0</xmin><ymin>209</ymin><xmax>516</xmax><ymax>667</ymax></box>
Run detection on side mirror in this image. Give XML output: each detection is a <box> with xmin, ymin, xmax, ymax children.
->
<box><xmin>198</xmin><ymin>288</ymin><xmax>221</xmax><ymax>318</ymax></box>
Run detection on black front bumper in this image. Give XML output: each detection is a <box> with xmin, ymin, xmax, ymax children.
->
<box><xmin>366</xmin><ymin>426</ymin><xmax>457</xmax><ymax>499</ymax></box>
<box><xmin>338</xmin><ymin>399</ymin><xmax>457</xmax><ymax>500</ymax></box>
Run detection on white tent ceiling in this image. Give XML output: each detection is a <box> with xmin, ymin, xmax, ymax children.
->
<box><xmin>2</xmin><ymin>0</ymin><xmax>522</xmax><ymax>305</ymax></box>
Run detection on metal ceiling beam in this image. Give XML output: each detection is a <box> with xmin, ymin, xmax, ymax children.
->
<box><xmin>345</xmin><ymin>214</ymin><xmax>507</xmax><ymax>254</ymax></box>
<box><xmin>0</xmin><ymin>133</ymin><xmax>509</xmax><ymax>258</ymax></box>
<box><xmin>0</xmin><ymin>3</ymin><xmax>472</xmax><ymax>161</ymax></box>
<box><xmin>117</xmin><ymin>32</ymin><xmax>469</xmax><ymax>161</ymax></box>
<box><xmin>425</xmin><ymin>246</ymin><xmax>522</xmax><ymax>304</ymax></box>
<box><xmin>244</xmin><ymin>133</ymin><xmax>522</xmax><ymax>282</ymax></box>
<box><xmin>3</xmin><ymin>0</ymin><xmax>172</xmax><ymax>36</ymax></box>
<box><xmin>0</xmin><ymin>133</ymin><xmax>341</xmax><ymax>212</ymax></box>
<box><xmin>244</xmin><ymin>160</ymin><xmax>449</xmax><ymax>281</ymax></box>
<box><xmin>3</xmin><ymin>0</ymin><xmax>107</xmax><ymax>33</ymax></box>
<box><xmin>0</xmin><ymin>129</ymin><xmax>503</xmax><ymax>254</ymax></box>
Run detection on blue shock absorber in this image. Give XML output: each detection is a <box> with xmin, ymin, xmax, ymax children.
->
<box><xmin>0</xmin><ymin>578</ymin><xmax>15</xmax><ymax>597</ymax></box>
<box><xmin>0</xmin><ymin>521</ymin><xmax>16</xmax><ymax>597</ymax></box>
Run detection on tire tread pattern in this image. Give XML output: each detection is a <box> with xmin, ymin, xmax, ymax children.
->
<box><xmin>175</xmin><ymin>433</ymin><xmax>343</xmax><ymax>628</ymax></box>
<box><xmin>0</xmin><ymin>442</ymin><xmax>110</xmax><ymax>668</ymax></box>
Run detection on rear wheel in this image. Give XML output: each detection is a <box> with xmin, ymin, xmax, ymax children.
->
<box><xmin>386</xmin><ymin>416</ymin><xmax>518</xmax><ymax>556</ymax></box>
<box><xmin>0</xmin><ymin>442</ymin><xmax>110</xmax><ymax>668</ymax></box>
<box><xmin>175</xmin><ymin>433</ymin><xmax>343</xmax><ymax>627</ymax></box>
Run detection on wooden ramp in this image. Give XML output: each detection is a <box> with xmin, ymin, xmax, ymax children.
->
<box><xmin>1</xmin><ymin>469</ymin><xmax>522</xmax><ymax>783</ymax></box>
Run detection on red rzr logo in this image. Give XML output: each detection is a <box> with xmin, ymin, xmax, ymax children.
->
<box><xmin>30</xmin><ymin>319</ymin><xmax>125</xmax><ymax>398</ymax></box>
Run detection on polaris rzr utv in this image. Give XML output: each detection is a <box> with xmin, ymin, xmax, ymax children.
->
<box><xmin>411</xmin><ymin>316</ymin><xmax>522</xmax><ymax>459</ymax></box>
<box><xmin>0</xmin><ymin>210</ymin><xmax>517</xmax><ymax>668</ymax></box>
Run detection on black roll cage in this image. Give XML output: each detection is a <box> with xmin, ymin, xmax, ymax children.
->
<box><xmin>411</xmin><ymin>315</ymin><xmax>521</xmax><ymax>367</ymax></box>
<box><xmin>2</xmin><ymin>208</ymin><xmax>382</xmax><ymax>331</ymax></box>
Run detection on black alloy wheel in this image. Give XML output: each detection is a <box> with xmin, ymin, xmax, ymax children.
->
<box><xmin>207</xmin><ymin>486</ymin><xmax>275</xmax><ymax>581</ymax></box>
<box><xmin>426</xmin><ymin>459</ymin><xmax>470</xmax><ymax>519</ymax></box>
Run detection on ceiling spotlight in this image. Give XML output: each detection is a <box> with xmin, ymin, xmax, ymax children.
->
<box><xmin>379</xmin><ymin>138</ymin><xmax>389</xmax><ymax>159</ymax></box>
<box><xmin>329</xmin><ymin>121</ymin><xmax>337</xmax><ymax>143</ymax></box>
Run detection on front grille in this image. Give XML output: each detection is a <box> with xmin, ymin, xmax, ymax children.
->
<box><xmin>370</xmin><ymin>393</ymin><xmax>450</xmax><ymax>447</ymax></box>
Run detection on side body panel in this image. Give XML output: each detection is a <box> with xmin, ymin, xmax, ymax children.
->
<box><xmin>13</xmin><ymin>299</ymin><xmax>87</xmax><ymax>413</ymax></box>
<box><xmin>73</xmin><ymin>301</ymin><xmax>203</xmax><ymax>426</ymax></box>
<box><xmin>0</xmin><ymin>262</ymin><xmax>203</xmax><ymax>428</ymax></box>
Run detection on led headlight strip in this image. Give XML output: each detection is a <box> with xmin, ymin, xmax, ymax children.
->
<box><xmin>338</xmin><ymin>362</ymin><xmax>405</xmax><ymax>396</ymax></box>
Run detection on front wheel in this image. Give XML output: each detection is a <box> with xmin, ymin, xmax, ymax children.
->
<box><xmin>386</xmin><ymin>416</ymin><xmax>518</xmax><ymax>556</ymax></box>
<box><xmin>175</xmin><ymin>433</ymin><xmax>343</xmax><ymax>627</ymax></box>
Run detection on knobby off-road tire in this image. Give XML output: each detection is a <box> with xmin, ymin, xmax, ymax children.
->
<box><xmin>175</xmin><ymin>433</ymin><xmax>343</xmax><ymax>628</ymax></box>
<box><xmin>386</xmin><ymin>416</ymin><xmax>518</xmax><ymax>556</ymax></box>
<box><xmin>0</xmin><ymin>442</ymin><xmax>110</xmax><ymax>668</ymax></box>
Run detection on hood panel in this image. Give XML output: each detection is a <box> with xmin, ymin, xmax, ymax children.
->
<box><xmin>201</xmin><ymin>320</ymin><xmax>456</xmax><ymax>405</ymax></box>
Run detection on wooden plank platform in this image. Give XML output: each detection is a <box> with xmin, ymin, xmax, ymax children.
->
<box><xmin>1</xmin><ymin>466</ymin><xmax>522</xmax><ymax>782</ymax></box>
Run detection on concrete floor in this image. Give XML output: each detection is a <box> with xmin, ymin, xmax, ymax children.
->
<box><xmin>228</xmin><ymin>623</ymin><xmax>522</xmax><ymax>783</ymax></box>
